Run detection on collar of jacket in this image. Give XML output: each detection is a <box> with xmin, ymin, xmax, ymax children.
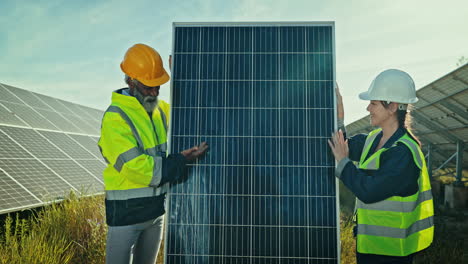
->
<box><xmin>373</xmin><ymin>127</ymin><xmax>406</xmax><ymax>148</ymax></box>
<box><xmin>112</xmin><ymin>88</ymin><xmax>149</xmax><ymax>111</ymax></box>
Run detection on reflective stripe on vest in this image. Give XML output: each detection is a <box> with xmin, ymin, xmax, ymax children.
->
<box><xmin>107</xmin><ymin>106</ymin><xmax>144</xmax><ymax>148</ymax></box>
<box><xmin>359</xmin><ymin>128</ymin><xmax>381</xmax><ymax>165</ymax></box>
<box><xmin>358</xmin><ymin>216</ymin><xmax>434</xmax><ymax>239</ymax></box>
<box><xmin>356</xmin><ymin>189</ymin><xmax>432</xmax><ymax>213</ymax></box>
<box><xmin>158</xmin><ymin>106</ymin><xmax>168</xmax><ymax>134</ymax></box>
<box><xmin>105</xmin><ymin>183</ymin><xmax>170</xmax><ymax>200</ymax></box>
<box><xmin>114</xmin><ymin>147</ymin><xmax>143</xmax><ymax>172</ymax></box>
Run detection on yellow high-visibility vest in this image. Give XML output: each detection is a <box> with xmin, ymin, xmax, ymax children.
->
<box><xmin>99</xmin><ymin>90</ymin><xmax>171</xmax><ymax>199</ymax></box>
<box><xmin>356</xmin><ymin>128</ymin><xmax>434</xmax><ymax>256</ymax></box>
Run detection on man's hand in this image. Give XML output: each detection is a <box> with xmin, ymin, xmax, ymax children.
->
<box><xmin>181</xmin><ymin>142</ymin><xmax>209</xmax><ymax>161</ymax></box>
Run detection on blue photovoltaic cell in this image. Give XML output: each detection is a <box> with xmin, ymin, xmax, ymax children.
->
<box><xmin>167</xmin><ymin>23</ymin><xmax>337</xmax><ymax>264</ymax></box>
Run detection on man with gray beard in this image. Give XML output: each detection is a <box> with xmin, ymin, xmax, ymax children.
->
<box><xmin>99</xmin><ymin>43</ymin><xmax>208</xmax><ymax>264</ymax></box>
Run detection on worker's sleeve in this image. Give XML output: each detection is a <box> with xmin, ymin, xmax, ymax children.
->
<box><xmin>99</xmin><ymin>112</ymin><xmax>188</xmax><ymax>187</ymax></box>
<box><xmin>335</xmin><ymin>144</ymin><xmax>420</xmax><ymax>203</ymax></box>
<box><xmin>160</xmin><ymin>153</ymin><xmax>188</xmax><ymax>185</ymax></box>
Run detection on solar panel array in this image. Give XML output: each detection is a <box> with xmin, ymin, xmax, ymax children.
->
<box><xmin>0</xmin><ymin>83</ymin><xmax>105</xmax><ymax>214</ymax></box>
<box><xmin>166</xmin><ymin>23</ymin><xmax>338</xmax><ymax>264</ymax></box>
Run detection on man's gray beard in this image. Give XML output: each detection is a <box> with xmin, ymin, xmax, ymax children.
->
<box><xmin>134</xmin><ymin>88</ymin><xmax>158</xmax><ymax>112</ymax></box>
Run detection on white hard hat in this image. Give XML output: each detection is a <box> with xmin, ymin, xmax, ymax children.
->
<box><xmin>359</xmin><ymin>69</ymin><xmax>418</xmax><ymax>104</ymax></box>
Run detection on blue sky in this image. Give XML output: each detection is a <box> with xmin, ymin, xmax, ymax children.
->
<box><xmin>1</xmin><ymin>0</ymin><xmax>467</xmax><ymax>123</ymax></box>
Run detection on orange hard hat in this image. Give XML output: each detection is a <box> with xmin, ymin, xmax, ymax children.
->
<box><xmin>120</xmin><ymin>43</ymin><xmax>170</xmax><ymax>87</ymax></box>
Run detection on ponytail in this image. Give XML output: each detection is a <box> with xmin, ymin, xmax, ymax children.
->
<box><xmin>381</xmin><ymin>102</ymin><xmax>422</xmax><ymax>147</ymax></box>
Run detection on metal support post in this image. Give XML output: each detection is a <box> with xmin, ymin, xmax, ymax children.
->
<box><xmin>455</xmin><ymin>141</ymin><xmax>464</xmax><ymax>185</ymax></box>
<box><xmin>427</xmin><ymin>144</ymin><xmax>433</xmax><ymax>179</ymax></box>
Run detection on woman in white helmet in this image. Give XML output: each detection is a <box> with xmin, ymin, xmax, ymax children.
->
<box><xmin>328</xmin><ymin>69</ymin><xmax>434</xmax><ymax>264</ymax></box>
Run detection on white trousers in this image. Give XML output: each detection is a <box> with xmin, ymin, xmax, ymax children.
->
<box><xmin>106</xmin><ymin>215</ymin><xmax>164</xmax><ymax>264</ymax></box>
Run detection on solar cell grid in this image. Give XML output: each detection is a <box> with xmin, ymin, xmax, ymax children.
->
<box><xmin>0</xmin><ymin>170</ymin><xmax>40</xmax><ymax>212</ymax></box>
<box><xmin>65</xmin><ymin>102</ymin><xmax>95</xmax><ymax>120</ymax></box>
<box><xmin>0</xmin><ymin>101</ymin><xmax>58</xmax><ymax>130</ymax></box>
<box><xmin>74</xmin><ymin>116</ymin><xmax>100</xmax><ymax>134</ymax></box>
<box><xmin>75</xmin><ymin>159</ymin><xmax>105</xmax><ymax>182</ymax></box>
<box><xmin>1</xmin><ymin>126</ymin><xmax>65</xmax><ymax>159</ymax></box>
<box><xmin>0</xmin><ymin>126</ymin><xmax>34</xmax><ymax>159</ymax></box>
<box><xmin>69</xmin><ymin>134</ymin><xmax>102</xmax><ymax>158</ymax></box>
<box><xmin>84</xmin><ymin>118</ymin><xmax>102</xmax><ymax>132</ymax></box>
<box><xmin>0</xmin><ymin>103</ymin><xmax>29</xmax><ymax>127</ymax></box>
<box><xmin>55</xmin><ymin>98</ymin><xmax>85</xmax><ymax>116</ymax></box>
<box><xmin>0</xmin><ymin>84</ymin><xmax>105</xmax><ymax>214</ymax></box>
<box><xmin>0</xmin><ymin>84</ymin><xmax>24</xmax><ymax>104</ymax></box>
<box><xmin>79</xmin><ymin>105</ymin><xmax>104</xmax><ymax>122</ymax></box>
<box><xmin>38</xmin><ymin>130</ymin><xmax>96</xmax><ymax>159</ymax></box>
<box><xmin>35</xmin><ymin>108</ymin><xmax>82</xmax><ymax>133</ymax></box>
<box><xmin>3</xmin><ymin>85</ymin><xmax>54</xmax><ymax>110</ymax></box>
<box><xmin>41</xmin><ymin>159</ymin><xmax>103</xmax><ymax>193</ymax></box>
<box><xmin>166</xmin><ymin>23</ymin><xmax>337</xmax><ymax>263</ymax></box>
<box><xmin>0</xmin><ymin>159</ymin><xmax>73</xmax><ymax>200</ymax></box>
<box><xmin>34</xmin><ymin>94</ymin><xmax>77</xmax><ymax>115</ymax></box>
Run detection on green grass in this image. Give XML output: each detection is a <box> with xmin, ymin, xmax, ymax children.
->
<box><xmin>0</xmin><ymin>192</ymin><xmax>106</xmax><ymax>264</ymax></box>
<box><xmin>0</xmin><ymin>193</ymin><xmax>466</xmax><ymax>263</ymax></box>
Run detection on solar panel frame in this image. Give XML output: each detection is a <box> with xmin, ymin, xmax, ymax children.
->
<box><xmin>165</xmin><ymin>22</ymin><xmax>339</xmax><ymax>263</ymax></box>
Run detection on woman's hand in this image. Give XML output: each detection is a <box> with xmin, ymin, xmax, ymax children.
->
<box><xmin>328</xmin><ymin>129</ymin><xmax>349</xmax><ymax>162</ymax></box>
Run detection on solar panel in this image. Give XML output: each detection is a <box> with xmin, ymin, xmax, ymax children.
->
<box><xmin>35</xmin><ymin>108</ymin><xmax>83</xmax><ymax>133</ymax></box>
<box><xmin>1</xmin><ymin>126</ymin><xmax>66</xmax><ymax>159</ymax></box>
<box><xmin>0</xmin><ymin>159</ymin><xmax>73</xmax><ymax>200</ymax></box>
<box><xmin>68</xmin><ymin>134</ymin><xmax>103</xmax><ymax>158</ymax></box>
<box><xmin>38</xmin><ymin>131</ymin><xmax>97</xmax><ymax>159</ymax></box>
<box><xmin>0</xmin><ymin>127</ymin><xmax>34</xmax><ymax>159</ymax></box>
<box><xmin>0</xmin><ymin>170</ymin><xmax>41</xmax><ymax>212</ymax></box>
<box><xmin>74</xmin><ymin>116</ymin><xmax>100</xmax><ymax>134</ymax></box>
<box><xmin>166</xmin><ymin>22</ymin><xmax>338</xmax><ymax>264</ymax></box>
<box><xmin>0</xmin><ymin>103</ymin><xmax>28</xmax><ymax>127</ymax></box>
<box><xmin>41</xmin><ymin>160</ymin><xmax>103</xmax><ymax>193</ymax></box>
<box><xmin>0</xmin><ymin>83</ymin><xmax>105</xmax><ymax>214</ymax></box>
<box><xmin>34</xmin><ymin>94</ymin><xmax>77</xmax><ymax>116</ymax></box>
<box><xmin>3</xmin><ymin>84</ymin><xmax>54</xmax><ymax>110</ymax></box>
<box><xmin>75</xmin><ymin>159</ymin><xmax>107</xmax><ymax>179</ymax></box>
<box><xmin>0</xmin><ymin>101</ymin><xmax>59</xmax><ymax>130</ymax></box>
<box><xmin>0</xmin><ymin>84</ymin><xmax>25</xmax><ymax>104</ymax></box>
